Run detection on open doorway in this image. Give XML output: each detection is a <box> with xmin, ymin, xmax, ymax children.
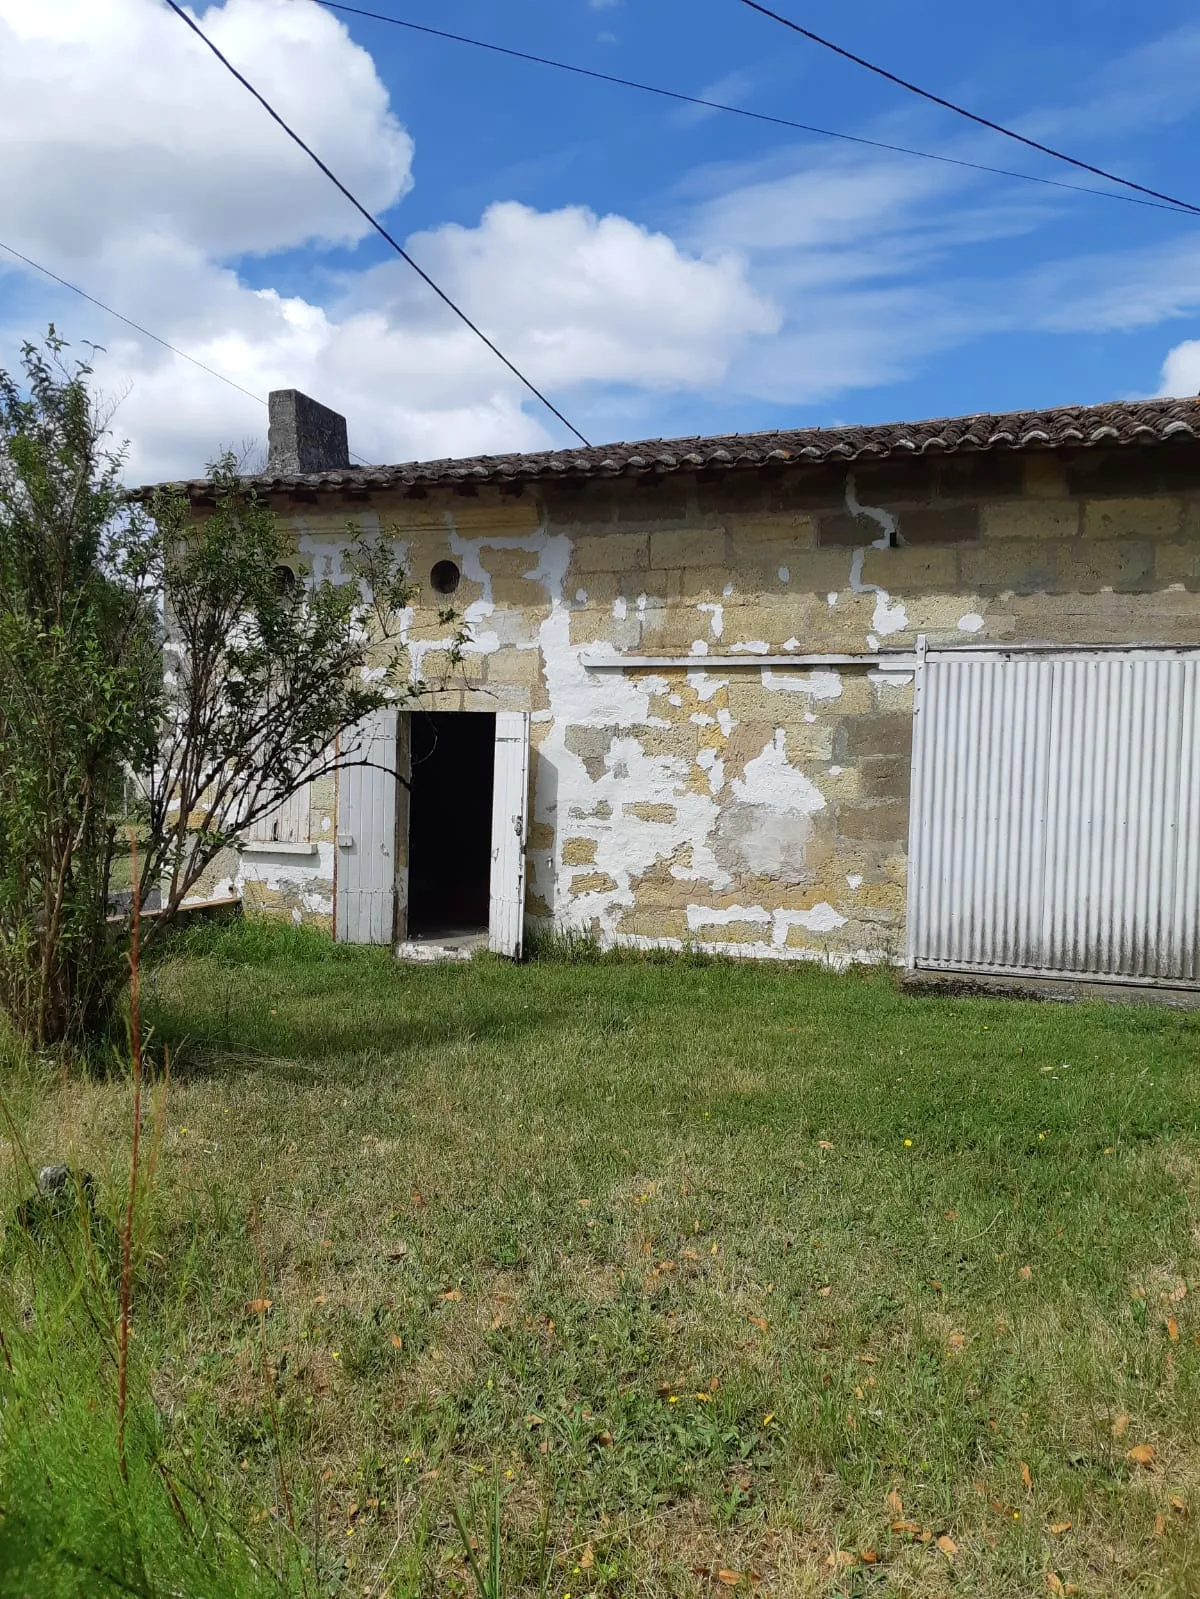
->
<box><xmin>405</xmin><ymin>711</ymin><xmax>496</xmax><ymax>941</ymax></box>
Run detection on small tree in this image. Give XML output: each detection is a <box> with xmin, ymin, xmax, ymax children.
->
<box><xmin>0</xmin><ymin>334</ymin><xmax>463</xmax><ymax>1048</ymax></box>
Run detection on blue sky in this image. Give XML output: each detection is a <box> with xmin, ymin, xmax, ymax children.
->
<box><xmin>3</xmin><ymin>0</ymin><xmax>1200</xmax><ymax>477</ymax></box>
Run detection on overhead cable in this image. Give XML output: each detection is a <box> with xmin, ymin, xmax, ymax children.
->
<box><xmin>737</xmin><ymin>0</ymin><xmax>1200</xmax><ymax>217</ymax></box>
<box><xmin>0</xmin><ymin>240</ymin><xmax>384</xmax><ymax>468</ymax></box>
<box><xmin>0</xmin><ymin>237</ymin><xmax>266</xmax><ymax>406</ymax></box>
<box><xmin>310</xmin><ymin>0</ymin><xmax>1193</xmax><ymax>216</ymax></box>
<box><xmin>161</xmin><ymin>0</ymin><xmax>592</xmax><ymax>448</ymax></box>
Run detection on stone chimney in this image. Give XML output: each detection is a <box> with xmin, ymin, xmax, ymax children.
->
<box><xmin>267</xmin><ymin>389</ymin><xmax>351</xmax><ymax>474</ymax></box>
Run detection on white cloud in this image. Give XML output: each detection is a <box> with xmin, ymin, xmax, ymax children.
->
<box><xmin>0</xmin><ymin>0</ymin><xmax>778</xmax><ymax>480</ymax></box>
<box><xmin>1159</xmin><ymin>340</ymin><xmax>1200</xmax><ymax>397</ymax></box>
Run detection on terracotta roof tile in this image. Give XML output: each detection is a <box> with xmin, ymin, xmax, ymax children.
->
<box><xmin>145</xmin><ymin>395</ymin><xmax>1200</xmax><ymax>498</ymax></box>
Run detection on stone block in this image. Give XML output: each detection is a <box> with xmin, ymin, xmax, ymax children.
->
<box><xmin>859</xmin><ymin>545</ymin><xmax>959</xmax><ymax>592</ymax></box>
<box><xmin>624</xmin><ymin>802</ymin><xmax>677</xmax><ymax>823</ymax></box>
<box><xmin>485</xmin><ymin>649</ymin><xmax>543</xmax><ymax>686</ymax></box>
<box><xmin>837</xmin><ymin>801</ymin><xmax>909</xmax><ymax>843</ymax></box>
<box><xmin>1055</xmin><ymin>540</ymin><xmax>1154</xmax><ymax>593</ymax></box>
<box><xmin>726</xmin><ymin>512</ymin><xmax>818</xmax><ymax>557</ymax></box>
<box><xmin>569</xmin><ymin>871</ymin><xmax>618</xmax><ymax>895</ymax></box>
<box><xmin>1063</xmin><ymin>448</ymin><xmax>1166</xmax><ymax>500</ymax></box>
<box><xmin>1154</xmin><ymin>541</ymin><xmax>1200</xmax><ymax>589</ymax></box>
<box><xmin>982</xmin><ymin>500</ymin><xmax>1080</xmax><ymax>540</ymax></box>
<box><xmin>528</xmin><ymin>821</ymin><xmax>555</xmax><ymax>850</ymax></box>
<box><xmin>650</xmin><ymin>527</ymin><xmax>727</xmax><ymax>568</ymax></box>
<box><xmin>572</xmin><ymin>533</ymin><xmax>649</xmax><ymax>573</ymax></box>
<box><xmin>859</xmin><ymin>754</ymin><xmax>911</xmax><ymax>801</ymax></box>
<box><xmin>561</xmin><ymin>837</ymin><xmax>597</xmax><ymax>866</ymax></box>
<box><xmin>666</xmin><ymin>566</ymin><xmax>735</xmax><ymax>602</ymax></box>
<box><xmin>935</xmin><ymin>454</ymin><xmax>1025</xmax><ymax>499</ymax></box>
<box><xmin>898</xmin><ymin>505</ymin><xmax>980</xmax><ymax>544</ymax></box>
<box><xmin>1022</xmin><ymin>456</ymin><xmax>1069</xmax><ymax>498</ymax></box>
<box><xmin>1083</xmin><ymin>497</ymin><xmax>1183</xmax><ymax>540</ymax></box>
<box><xmin>818</xmin><ymin>510</ymin><xmax>889</xmax><ymax>547</ymax></box>
<box><xmin>958</xmin><ymin>540</ymin><xmax>1060</xmax><ymax>594</ymax></box>
<box><xmin>841</xmin><ymin>713</ymin><xmax>914</xmax><ymax>758</ymax></box>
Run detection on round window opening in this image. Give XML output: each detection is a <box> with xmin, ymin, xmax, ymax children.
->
<box><xmin>430</xmin><ymin>559</ymin><xmax>461</xmax><ymax>595</ymax></box>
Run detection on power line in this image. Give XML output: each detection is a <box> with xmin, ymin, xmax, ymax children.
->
<box><xmin>0</xmin><ymin>237</ymin><xmax>266</xmax><ymax>406</ymax></box>
<box><xmin>0</xmin><ymin>238</ymin><xmax>381</xmax><ymax>468</ymax></box>
<box><xmin>738</xmin><ymin>0</ymin><xmax>1200</xmax><ymax>218</ymax></box>
<box><xmin>161</xmin><ymin>0</ymin><xmax>591</xmax><ymax>448</ymax></box>
<box><xmin>310</xmin><ymin>0</ymin><xmax>1194</xmax><ymax>217</ymax></box>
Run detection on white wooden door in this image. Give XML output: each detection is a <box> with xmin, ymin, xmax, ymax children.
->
<box><xmin>488</xmin><ymin>711</ymin><xmax>531</xmax><ymax>958</ymax></box>
<box><xmin>335</xmin><ymin>707</ymin><xmax>399</xmax><ymax>945</ymax></box>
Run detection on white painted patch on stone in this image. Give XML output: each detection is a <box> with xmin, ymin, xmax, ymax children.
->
<box><xmin>690</xmin><ymin>712</ymin><xmax>715</xmax><ymax>726</ymax></box>
<box><xmin>773</xmin><ymin>903</ymin><xmax>847</xmax><ymax>938</ymax></box>
<box><xmin>845</xmin><ymin>474</ymin><xmax>907</xmax><ymax>641</ymax></box>
<box><xmin>827</xmin><ymin>592</ymin><xmax>839</xmax><ymax>607</ymax></box>
<box><xmin>612</xmin><ymin>595</ymin><xmax>627</xmax><ymax>621</ymax></box>
<box><xmin>761</xmin><ymin>667</ymin><xmax>842</xmax><ymax>700</ymax></box>
<box><xmin>696</xmin><ymin>747</ymin><xmax>725</xmax><ymax>793</ymax></box>
<box><xmin>957</xmin><ymin>612</ymin><xmax>985</xmax><ymax>633</ymax></box>
<box><xmin>690</xmin><ymin>639</ymin><xmax>709</xmax><ymax>656</ymax></box>
<box><xmin>829</xmin><ymin>765</ymin><xmax>842</xmax><ymax>776</ymax></box>
<box><xmin>669</xmin><ymin>693</ymin><xmax>683</xmax><ymax>707</ymax></box>
<box><xmin>723</xmin><ymin>582</ymin><xmax>735</xmax><ymax>599</ymax></box>
<box><xmin>732</xmin><ymin>730</ymin><xmax>826</xmax><ymax>815</ymax></box>
<box><xmin>635</xmin><ymin>593</ymin><xmax>648</xmax><ymax>621</ymax></box>
<box><xmin>716</xmin><ymin>708</ymin><xmax>734</xmax><ymax>737</ymax></box>
<box><xmin>847</xmin><ymin>873</ymin><xmax>863</xmax><ymax>890</ymax></box>
<box><xmin>778</xmin><ymin>566</ymin><xmax>790</xmax><ymax>583</ymax></box>
<box><xmin>686</xmin><ymin>669</ymin><xmax>728</xmax><ymax>703</ymax></box>
<box><xmin>687</xmin><ymin>904</ymin><xmax>771</xmax><ymax>930</ymax></box>
<box><xmin>575</xmin><ymin>588</ymin><xmax>587</xmax><ymax>604</ymax></box>
<box><xmin>697</xmin><ymin>601</ymin><xmax>724</xmax><ymax>639</ymax></box>
<box><xmin>730</xmin><ymin>640</ymin><xmax>769</xmax><ymax>654</ymax></box>
<box><xmin>783</xmin><ymin>637</ymin><xmax>800</xmax><ymax>651</ymax></box>
<box><xmin>804</xmin><ymin>712</ymin><xmax>817</xmax><ymax>724</ymax></box>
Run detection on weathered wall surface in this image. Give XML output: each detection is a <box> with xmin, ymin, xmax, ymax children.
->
<box><xmin>223</xmin><ymin>445</ymin><xmax>1200</xmax><ymax>956</ymax></box>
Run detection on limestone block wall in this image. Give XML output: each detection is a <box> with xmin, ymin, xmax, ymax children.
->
<box><xmin>214</xmin><ymin>442</ymin><xmax>1200</xmax><ymax>958</ymax></box>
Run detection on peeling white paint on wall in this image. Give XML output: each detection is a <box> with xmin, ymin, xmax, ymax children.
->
<box><xmin>732</xmin><ymin>730</ymin><xmax>826</xmax><ymax>815</ymax></box>
<box><xmin>686</xmin><ymin>901</ymin><xmax>848</xmax><ymax>945</ymax></box>
<box><xmin>686</xmin><ymin>669</ymin><xmax>728</xmax><ymax>702</ymax></box>
<box><xmin>690</xmin><ymin>639</ymin><xmax>709</xmax><ymax>655</ymax></box>
<box><xmin>846</xmin><ymin>873</ymin><xmax>863</xmax><ymax>890</ymax></box>
<box><xmin>696</xmin><ymin>746</ymin><xmax>725</xmax><ymax>794</ymax></box>
<box><xmin>778</xmin><ymin>566</ymin><xmax>790</xmax><ymax>583</ymax></box>
<box><xmin>612</xmin><ymin>596</ymin><xmax>627</xmax><ymax>620</ymax></box>
<box><xmin>958</xmin><ymin>612</ymin><xmax>985</xmax><ymax>633</ymax></box>
<box><xmin>697</xmin><ymin>601</ymin><xmax>724</xmax><ymax>638</ymax></box>
<box><xmin>761</xmin><ymin>667</ymin><xmax>843</xmax><ymax>700</ymax></box>
<box><xmin>730</xmin><ymin>640</ymin><xmax>769</xmax><ymax>654</ymax></box>
<box><xmin>845</xmin><ymin>474</ymin><xmax>908</xmax><ymax>641</ymax></box>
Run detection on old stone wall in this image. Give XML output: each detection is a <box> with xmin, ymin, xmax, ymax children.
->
<box><xmin>216</xmin><ymin>443</ymin><xmax>1200</xmax><ymax>957</ymax></box>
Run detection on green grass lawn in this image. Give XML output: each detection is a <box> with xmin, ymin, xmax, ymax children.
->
<box><xmin>3</xmin><ymin>923</ymin><xmax>1199</xmax><ymax>1596</ymax></box>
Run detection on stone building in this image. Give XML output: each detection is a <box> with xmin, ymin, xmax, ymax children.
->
<box><xmin>159</xmin><ymin>390</ymin><xmax>1200</xmax><ymax>989</ymax></box>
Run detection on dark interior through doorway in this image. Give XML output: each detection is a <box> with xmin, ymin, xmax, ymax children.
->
<box><xmin>406</xmin><ymin>711</ymin><xmax>496</xmax><ymax>938</ymax></box>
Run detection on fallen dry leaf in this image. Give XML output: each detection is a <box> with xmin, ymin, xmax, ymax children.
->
<box><xmin>1046</xmin><ymin>1575</ymin><xmax>1065</xmax><ymax>1596</ymax></box>
<box><xmin>818</xmin><ymin>1285</ymin><xmax>832</xmax><ymax>1298</ymax></box>
<box><xmin>1171</xmin><ymin>1496</ymin><xmax>1187</xmax><ymax>1515</ymax></box>
<box><xmin>944</xmin><ymin>1209</ymin><xmax>958</xmax><ymax>1219</ymax></box>
<box><xmin>936</xmin><ymin>1535</ymin><xmax>958</xmax><ymax>1557</ymax></box>
<box><xmin>748</xmin><ymin>1315</ymin><xmax>769</xmax><ymax>1332</ymax></box>
<box><xmin>1154</xmin><ymin>1513</ymin><xmax>1166</xmax><ymax>1538</ymax></box>
<box><xmin>817</xmin><ymin>1140</ymin><xmax>835</xmax><ymax>1151</ymax></box>
<box><xmin>1019</xmin><ymin>1265</ymin><xmax>1032</xmax><ymax>1281</ymax></box>
<box><xmin>245</xmin><ymin>1298</ymin><xmax>272</xmax><ymax>1315</ymax></box>
<box><xmin>580</xmin><ymin>1545</ymin><xmax>594</xmax><ymax>1570</ymax></box>
<box><xmin>948</xmin><ymin>1332</ymin><xmax>966</xmax><ymax>1351</ymax></box>
<box><xmin>682</xmin><ymin>1248</ymin><xmax>700</xmax><ymax>1261</ymax></box>
<box><xmin>410</xmin><ymin>1191</ymin><xmax>426</xmax><ymax>1208</ymax></box>
<box><xmin>1167</xmin><ymin>1316</ymin><xmax>1180</xmax><ymax>1342</ymax></box>
<box><xmin>1127</xmin><ymin>1444</ymin><xmax>1156</xmax><ymax>1467</ymax></box>
<box><xmin>595</xmin><ymin>1430</ymin><xmax>614</xmax><ymax>1448</ymax></box>
<box><xmin>917</xmin><ymin>1528</ymin><xmax>933</xmax><ymax>1543</ymax></box>
<box><xmin>1169</xmin><ymin>1281</ymin><xmax>1188</xmax><ymax>1301</ymax></box>
<box><xmin>857</xmin><ymin>1353</ymin><xmax>878</xmax><ymax>1364</ymax></box>
<box><xmin>887</xmin><ymin>1489</ymin><xmax>904</xmax><ymax>1515</ymax></box>
<box><xmin>391</xmin><ymin>1334</ymin><xmax>403</xmax><ymax>1349</ymax></box>
<box><xmin>311</xmin><ymin>1293</ymin><xmax>328</xmax><ymax>1306</ymax></box>
<box><xmin>825</xmin><ymin>1551</ymin><xmax>856</xmax><ymax>1570</ymax></box>
<box><xmin>1049</xmin><ymin>1521</ymin><xmax>1072</xmax><ymax>1535</ymax></box>
<box><xmin>1112</xmin><ymin>1414</ymin><xmax>1130</xmax><ymax>1438</ymax></box>
<box><xmin>716</xmin><ymin>1571</ymin><xmax>744</xmax><ymax>1587</ymax></box>
<box><xmin>891</xmin><ymin>1520</ymin><xmax>920</xmax><ymax>1534</ymax></box>
<box><xmin>860</xmin><ymin>1549</ymin><xmax>878</xmax><ymax>1564</ymax></box>
<box><xmin>1021</xmin><ymin>1461</ymin><xmax>1033</xmax><ymax>1491</ymax></box>
<box><xmin>438</xmin><ymin>1288</ymin><xmax>462</xmax><ymax>1302</ymax></box>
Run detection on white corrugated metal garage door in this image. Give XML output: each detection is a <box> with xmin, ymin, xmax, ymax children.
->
<box><xmin>908</xmin><ymin>646</ymin><xmax>1200</xmax><ymax>986</ymax></box>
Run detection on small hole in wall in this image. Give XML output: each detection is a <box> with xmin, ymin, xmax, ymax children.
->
<box><xmin>273</xmin><ymin>564</ymin><xmax>297</xmax><ymax>596</ymax></box>
<box><xmin>430</xmin><ymin>559</ymin><xmax>461</xmax><ymax>595</ymax></box>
